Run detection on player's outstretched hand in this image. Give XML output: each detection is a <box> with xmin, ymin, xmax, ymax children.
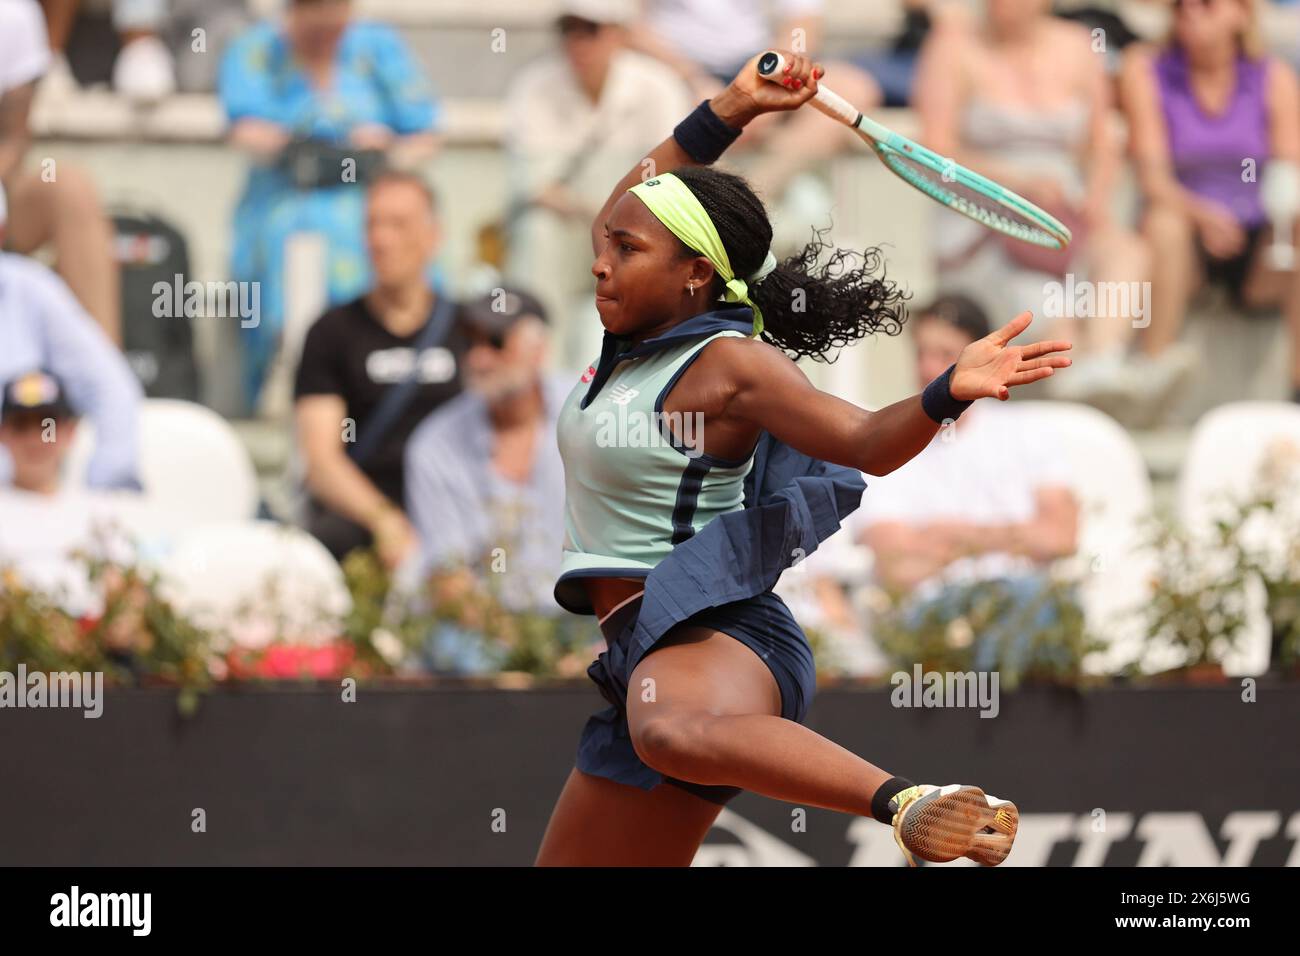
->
<box><xmin>949</xmin><ymin>311</ymin><xmax>1072</xmax><ymax>402</ymax></box>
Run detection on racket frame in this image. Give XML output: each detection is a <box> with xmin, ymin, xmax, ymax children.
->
<box><xmin>755</xmin><ymin>51</ymin><xmax>1072</xmax><ymax>250</ymax></box>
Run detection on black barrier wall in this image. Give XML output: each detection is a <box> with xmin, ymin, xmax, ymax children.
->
<box><xmin>1</xmin><ymin>684</ymin><xmax>1297</xmax><ymax>866</ymax></box>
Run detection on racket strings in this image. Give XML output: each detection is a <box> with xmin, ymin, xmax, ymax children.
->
<box><xmin>882</xmin><ymin>152</ymin><xmax>1063</xmax><ymax>249</ymax></box>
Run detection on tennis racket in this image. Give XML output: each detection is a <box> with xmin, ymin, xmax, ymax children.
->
<box><xmin>756</xmin><ymin>51</ymin><xmax>1072</xmax><ymax>250</ymax></box>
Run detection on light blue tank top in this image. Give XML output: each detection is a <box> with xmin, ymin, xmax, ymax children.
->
<box><xmin>554</xmin><ymin>328</ymin><xmax>755</xmax><ymax>611</ymax></box>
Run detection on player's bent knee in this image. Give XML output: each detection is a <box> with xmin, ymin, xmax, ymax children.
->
<box><xmin>630</xmin><ymin>711</ymin><xmax>710</xmax><ymax>774</ymax></box>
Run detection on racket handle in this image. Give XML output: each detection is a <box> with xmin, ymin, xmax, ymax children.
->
<box><xmin>756</xmin><ymin>50</ymin><xmax>861</xmax><ymax>128</ymax></box>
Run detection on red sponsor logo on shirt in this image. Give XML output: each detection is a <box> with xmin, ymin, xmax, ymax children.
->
<box><xmin>580</xmin><ymin>364</ymin><xmax>595</xmax><ymax>384</ymax></box>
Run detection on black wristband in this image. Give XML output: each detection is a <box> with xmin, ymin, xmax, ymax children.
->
<box><xmin>921</xmin><ymin>363</ymin><xmax>973</xmax><ymax>424</ymax></box>
<box><xmin>870</xmin><ymin>776</ymin><xmax>918</xmax><ymax>825</ymax></box>
<box><xmin>672</xmin><ymin>99</ymin><xmax>743</xmax><ymax>165</ymax></box>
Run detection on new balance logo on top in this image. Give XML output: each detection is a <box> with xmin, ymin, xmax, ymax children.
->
<box><xmin>607</xmin><ymin>384</ymin><xmax>639</xmax><ymax>406</ymax></box>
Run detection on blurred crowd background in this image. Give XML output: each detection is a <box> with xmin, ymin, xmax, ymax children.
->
<box><xmin>3</xmin><ymin>0</ymin><xmax>1300</xmax><ymax>685</ymax></box>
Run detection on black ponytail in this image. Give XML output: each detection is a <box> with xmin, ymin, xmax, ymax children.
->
<box><xmin>672</xmin><ymin>165</ymin><xmax>909</xmax><ymax>363</ymax></box>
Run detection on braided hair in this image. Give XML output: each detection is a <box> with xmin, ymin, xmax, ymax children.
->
<box><xmin>671</xmin><ymin>165</ymin><xmax>909</xmax><ymax>362</ymax></box>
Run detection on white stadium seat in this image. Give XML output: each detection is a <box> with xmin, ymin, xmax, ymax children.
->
<box><xmin>67</xmin><ymin>398</ymin><xmax>259</xmax><ymax>527</ymax></box>
<box><xmin>1177</xmin><ymin>402</ymin><xmax>1300</xmax><ymax>675</ymax></box>
<box><xmin>1013</xmin><ymin>401</ymin><xmax>1156</xmax><ymax>675</ymax></box>
<box><xmin>1178</xmin><ymin>401</ymin><xmax>1300</xmax><ymax>529</ymax></box>
<box><xmin>158</xmin><ymin>520</ymin><xmax>352</xmax><ymax>650</ymax></box>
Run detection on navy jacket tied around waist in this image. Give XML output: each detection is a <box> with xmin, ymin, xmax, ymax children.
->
<box><xmin>564</xmin><ymin>304</ymin><xmax>868</xmax><ymax>687</ymax></box>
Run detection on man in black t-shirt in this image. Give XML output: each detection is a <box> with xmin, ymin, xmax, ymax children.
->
<box><xmin>294</xmin><ymin>171</ymin><xmax>467</xmax><ymax>567</ymax></box>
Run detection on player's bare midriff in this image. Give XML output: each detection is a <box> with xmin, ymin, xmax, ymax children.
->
<box><xmin>585</xmin><ymin>576</ymin><xmax>647</xmax><ymax>622</ymax></box>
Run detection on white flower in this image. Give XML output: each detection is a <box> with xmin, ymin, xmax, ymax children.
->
<box><xmin>946</xmin><ymin>616</ymin><xmax>974</xmax><ymax>649</ymax></box>
<box><xmin>862</xmin><ymin>585</ymin><xmax>892</xmax><ymax>615</ymax></box>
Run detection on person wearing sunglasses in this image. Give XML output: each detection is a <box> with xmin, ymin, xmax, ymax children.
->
<box><xmin>402</xmin><ymin>288</ymin><xmax>570</xmax><ymax>653</ymax></box>
<box><xmin>1121</xmin><ymin>0</ymin><xmax>1300</xmax><ymax>407</ymax></box>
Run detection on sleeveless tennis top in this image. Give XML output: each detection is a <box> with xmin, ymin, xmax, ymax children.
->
<box><xmin>554</xmin><ymin>323</ymin><xmax>756</xmax><ymax>613</ymax></box>
<box><xmin>1154</xmin><ymin>47</ymin><xmax>1269</xmax><ymax>227</ymax></box>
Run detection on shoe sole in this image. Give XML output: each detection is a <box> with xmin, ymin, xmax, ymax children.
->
<box><xmin>897</xmin><ymin>785</ymin><xmax>1019</xmax><ymax>866</ymax></box>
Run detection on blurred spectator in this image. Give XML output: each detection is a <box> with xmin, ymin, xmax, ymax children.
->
<box><xmin>1052</xmin><ymin>1</ymin><xmax>1144</xmax><ymax>77</ymax></box>
<box><xmin>626</xmin><ymin>0</ymin><xmax>883</xmax><ymax>201</ymax></box>
<box><xmin>39</xmin><ymin>0</ymin><xmax>250</xmax><ymax>96</ymax></box>
<box><xmin>914</xmin><ymin>0</ymin><xmax>1162</xmax><ymax>413</ymax></box>
<box><xmin>0</xmin><ymin>368</ymin><xmax>79</xmax><ymax>495</ymax></box>
<box><xmin>219</xmin><ymin>0</ymin><xmax>441</xmax><ymax>406</ymax></box>
<box><xmin>1</xmin><ymin>0</ymin><xmax>122</xmax><ymax>341</ymax></box>
<box><xmin>1120</xmin><ymin>0</ymin><xmax>1300</xmax><ymax>405</ymax></box>
<box><xmin>104</xmin><ymin>0</ymin><xmax>182</xmax><ymax>101</ymax></box>
<box><xmin>852</xmin><ymin>294</ymin><xmax>1081</xmax><ymax>668</ymax></box>
<box><xmin>853</xmin><ymin>1</ymin><xmax>1141</xmax><ymax>109</ymax></box>
<box><xmin>0</xmin><ymin>182</ymin><xmax>141</xmax><ymax>490</ymax></box>
<box><xmin>0</xmin><ymin>369</ymin><xmax>110</xmax><ymax>614</ymax></box>
<box><xmin>293</xmin><ymin>171</ymin><xmax>466</xmax><ymax>569</ymax></box>
<box><xmin>404</xmin><ymin>288</ymin><xmax>568</xmax><ymax>620</ymax></box>
<box><xmin>1264</xmin><ymin>0</ymin><xmax>1300</xmax><ymax>73</ymax></box>
<box><xmin>0</xmin><ymin>369</ymin><xmax>160</xmax><ymax>620</ymax></box>
<box><xmin>851</xmin><ymin>0</ymin><xmax>936</xmax><ymax>107</ymax></box>
<box><xmin>502</xmin><ymin>0</ymin><xmax>692</xmax><ymax>365</ymax></box>
<box><xmin>851</xmin><ymin>2</ymin><xmax>1139</xmax><ymax>109</ymax></box>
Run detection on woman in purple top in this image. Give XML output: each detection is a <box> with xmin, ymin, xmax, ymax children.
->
<box><xmin>1121</xmin><ymin>0</ymin><xmax>1300</xmax><ymax>401</ymax></box>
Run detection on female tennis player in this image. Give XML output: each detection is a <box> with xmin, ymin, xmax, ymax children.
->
<box><xmin>535</xmin><ymin>49</ymin><xmax>1072</xmax><ymax>867</ymax></box>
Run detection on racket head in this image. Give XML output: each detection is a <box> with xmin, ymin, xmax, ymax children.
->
<box><xmin>755</xmin><ymin>50</ymin><xmax>1071</xmax><ymax>249</ymax></box>
<box><xmin>854</xmin><ymin>116</ymin><xmax>1073</xmax><ymax>249</ymax></box>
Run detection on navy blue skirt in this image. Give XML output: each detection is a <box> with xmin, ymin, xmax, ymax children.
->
<box><xmin>576</xmin><ymin>589</ymin><xmax>817</xmax><ymax>805</ymax></box>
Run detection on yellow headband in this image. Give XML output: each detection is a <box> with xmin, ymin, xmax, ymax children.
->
<box><xmin>627</xmin><ymin>172</ymin><xmax>767</xmax><ymax>337</ymax></box>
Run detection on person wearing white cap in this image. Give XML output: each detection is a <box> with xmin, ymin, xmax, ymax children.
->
<box><xmin>0</xmin><ymin>179</ymin><xmax>143</xmax><ymax>491</ymax></box>
<box><xmin>623</xmin><ymin>0</ymin><xmax>883</xmax><ymax>201</ymax></box>
<box><xmin>0</xmin><ymin>0</ymin><xmax>122</xmax><ymax>342</ymax></box>
<box><xmin>503</xmin><ymin>0</ymin><xmax>693</xmax><ymax>366</ymax></box>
